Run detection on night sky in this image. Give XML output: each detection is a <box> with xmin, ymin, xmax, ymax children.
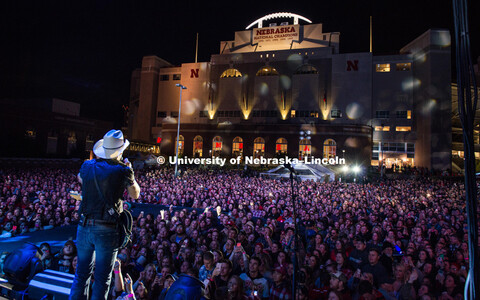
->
<box><xmin>1</xmin><ymin>0</ymin><xmax>479</xmax><ymax>125</ymax></box>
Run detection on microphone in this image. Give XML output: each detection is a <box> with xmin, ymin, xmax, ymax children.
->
<box><xmin>284</xmin><ymin>163</ymin><xmax>297</xmax><ymax>174</ymax></box>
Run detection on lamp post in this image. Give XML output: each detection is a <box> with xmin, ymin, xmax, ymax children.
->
<box><xmin>380</xmin><ymin>123</ymin><xmax>384</xmax><ymax>164</ymax></box>
<box><xmin>174</xmin><ymin>84</ymin><xmax>187</xmax><ymax>179</ymax></box>
<box><xmin>299</xmin><ymin>130</ymin><xmax>311</xmax><ymax>160</ymax></box>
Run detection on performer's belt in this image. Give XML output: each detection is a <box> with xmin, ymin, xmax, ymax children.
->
<box><xmin>84</xmin><ymin>219</ymin><xmax>116</xmax><ymax>226</ymax></box>
<box><xmin>79</xmin><ymin>214</ymin><xmax>116</xmax><ymax>226</ymax></box>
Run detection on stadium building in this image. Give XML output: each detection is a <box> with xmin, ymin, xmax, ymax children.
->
<box><xmin>128</xmin><ymin>13</ymin><xmax>452</xmax><ymax>170</ymax></box>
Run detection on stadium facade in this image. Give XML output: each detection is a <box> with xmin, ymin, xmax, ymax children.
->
<box><xmin>128</xmin><ymin>13</ymin><xmax>452</xmax><ymax>170</ymax></box>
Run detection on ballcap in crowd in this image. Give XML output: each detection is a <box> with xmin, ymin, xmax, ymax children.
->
<box><xmin>330</xmin><ymin>271</ymin><xmax>348</xmax><ymax>284</ymax></box>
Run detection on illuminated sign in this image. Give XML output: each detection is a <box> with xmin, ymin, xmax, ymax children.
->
<box><xmin>253</xmin><ymin>24</ymin><xmax>299</xmax><ymax>44</ymax></box>
<box><xmin>246</xmin><ymin>12</ymin><xmax>312</xmax><ymax>29</ymax></box>
<box><xmin>190</xmin><ymin>69</ymin><xmax>199</xmax><ymax>78</ymax></box>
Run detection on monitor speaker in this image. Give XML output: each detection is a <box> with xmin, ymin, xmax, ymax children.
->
<box><xmin>28</xmin><ymin>269</ymin><xmax>74</xmax><ymax>300</ymax></box>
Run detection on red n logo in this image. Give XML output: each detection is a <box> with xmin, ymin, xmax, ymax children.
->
<box><xmin>346</xmin><ymin>60</ymin><xmax>359</xmax><ymax>71</ymax></box>
<box><xmin>190</xmin><ymin>69</ymin><xmax>199</xmax><ymax>78</ymax></box>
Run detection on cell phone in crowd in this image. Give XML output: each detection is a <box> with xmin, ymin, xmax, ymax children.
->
<box><xmin>237</xmin><ymin>243</ymin><xmax>241</xmax><ymax>247</ymax></box>
<box><xmin>395</xmin><ymin>245</ymin><xmax>403</xmax><ymax>255</ymax></box>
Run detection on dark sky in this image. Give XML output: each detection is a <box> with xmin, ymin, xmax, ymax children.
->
<box><xmin>1</xmin><ymin>0</ymin><xmax>479</xmax><ymax>125</ymax></box>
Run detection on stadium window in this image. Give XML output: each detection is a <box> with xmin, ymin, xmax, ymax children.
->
<box><xmin>256</xmin><ymin>66</ymin><xmax>279</xmax><ymax>76</ymax></box>
<box><xmin>220</xmin><ymin>68</ymin><xmax>242</xmax><ymax>78</ymax></box>
<box><xmin>396</xmin><ymin>111</ymin><xmax>408</xmax><ymax>119</ymax></box>
<box><xmin>160</xmin><ymin>74</ymin><xmax>170</xmax><ymax>81</ymax></box>
<box><xmin>375</xmin><ymin>126</ymin><xmax>390</xmax><ymax>131</ymax></box>
<box><xmin>199</xmin><ymin>111</ymin><xmax>208</xmax><ymax>118</ymax></box>
<box><xmin>232</xmin><ymin>136</ymin><xmax>243</xmax><ymax>156</ymax></box>
<box><xmin>396</xmin><ymin>63</ymin><xmax>411</xmax><ymax>71</ymax></box>
<box><xmin>295</xmin><ymin>64</ymin><xmax>319</xmax><ymax>75</ymax></box>
<box><xmin>375</xmin><ymin>64</ymin><xmax>391</xmax><ymax>72</ymax></box>
<box><xmin>331</xmin><ymin>109</ymin><xmax>342</xmax><ymax>118</ymax></box>
<box><xmin>323</xmin><ymin>139</ymin><xmax>336</xmax><ymax>159</ymax></box>
<box><xmin>157</xmin><ymin>111</ymin><xmax>167</xmax><ymax>118</ymax></box>
<box><xmin>291</xmin><ymin>110</ymin><xmax>296</xmax><ymax>118</ymax></box>
<box><xmin>193</xmin><ymin>136</ymin><xmax>203</xmax><ymax>157</ymax></box>
<box><xmin>407</xmin><ymin>110</ymin><xmax>412</xmax><ymax>119</ymax></box>
<box><xmin>67</xmin><ymin>131</ymin><xmax>77</xmax><ymax>155</ymax></box>
<box><xmin>299</xmin><ymin>139</ymin><xmax>312</xmax><ymax>159</ymax></box>
<box><xmin>276</xmin><ymin>138</ymin><xmax>287</xmax><ymax>154</ymax></box>
<box><xmin>375</xmin><ymin>111</ymin><xmax>389</xmax><ymax>119</ymax></box>
<box><xmin>175</xmin><ymin>135</ymin><xmax>185</xmax><ymax>156</ymax></box>
<box><xmin>171</xmin><ymin>112</ymin><xmax>178</xmax><ymax>118</ymax></box>
<box><xmin>173</xmin><ymin>74</ymin><xmax>181</xmax><ymax>80</ymax></box>
<box><xmin>212</xmin><ymin>136</ymin><xmax>223</xmax><ymax>156</ymax></box>
<box><xmin>396</xmin><ymin>126</ymin><xmax>411</xmax><ymax>132</ymax></box>
<box><xmin>254</xmin><ymin>137</ymin><xmax>265</xmax><ymax>158</ymax></box>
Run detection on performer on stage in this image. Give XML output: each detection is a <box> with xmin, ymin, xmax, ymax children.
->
<box><xmin>70</xmin><ymin>129</ymin><xmax>140</xmax><ymax>300</ymax></box>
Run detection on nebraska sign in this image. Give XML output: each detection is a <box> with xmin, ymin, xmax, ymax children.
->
<box><xmin>253</xmin><ymin>24</ymin><xmax>299</xmax><ymax>44</ymax></box>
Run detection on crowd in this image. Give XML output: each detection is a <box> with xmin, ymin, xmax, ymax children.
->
<box><xmin>0</xmin><ymin>166</ymin><xmax>476</xmax><ymax>299</ymax></box>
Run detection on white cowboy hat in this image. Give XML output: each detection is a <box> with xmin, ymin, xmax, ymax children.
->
<box><xmin>93</xmin><ymin>130</ymin><xmax>130</xmax><ymax>159</ymax></box>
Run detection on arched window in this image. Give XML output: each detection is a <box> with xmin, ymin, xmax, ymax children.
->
<box><xmin>46</xmin><ymin>129</ymin><xmax>58</xmax><ymax>154</ymax></box>
<box><xmin>253</xmin><ymin>137</ymin><xmax>265</xmax><ymax>158</ymax></box>
<box><xmin>323</xmin><ymin>139</ymin><xmax>336</xmax><ymax>159</ymax></box>
<box><xmin>175</xmin><ymin>135</ymin><xmax>185</xmax><ymax>156</ymax></box>
<box><xmin>232</xmin><ymin>136</ymin><xmax>243</xmax><ymax>157</ymax></box>
<box><xmin>193</xmin><ymin>136</ymin><xmax>203</xmax><ymax>157</ymax></box>
<box><xmin>220</xmin><ymin>68</ymin><xmax>243</xmax><ymax>78</ymax></box>
<box><xmin>256</xmin><ymin>66</ymin><xmax>279</xmax><ymax>76</ymax></box>
<box><xmin>299</xmin><ymin>139</ymin><xmax>311</xmax><ymax>159</ymax></box>
<box><xmin>67</xmin><ymin>131</ymin><xmax>77</xmax><ymax>155</ymax></box>
<box><xmin>294</xmin><ymin>64</ymin><xmax>319</xmax><ymax>74</ymax></box>
<box><xmin>85</xmin><ymin>133</ymin><xmax>94</xmax><ymax>151</ymax></box>
<box><xmin>213</xmin><ymin>136</ymin><xmax>223</xmax><ymax>156</ymax></box>
<box><xmin>276</xmin><ymin>138</ymin><xmax>287</xmax><ymax>154</ymax></box>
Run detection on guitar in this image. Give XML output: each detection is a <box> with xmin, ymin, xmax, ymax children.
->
<box><xmin>69</xmin><ymin>191</ymin><xmax>83</xmax><ymax>201</ymax></box>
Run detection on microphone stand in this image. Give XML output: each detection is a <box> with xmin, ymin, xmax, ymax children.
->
<box><xmin>285</xmin><ymin>164</ymin><xmax>298</xmax><ymax>298</ymax></box>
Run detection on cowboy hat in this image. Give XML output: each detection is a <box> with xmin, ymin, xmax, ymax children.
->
<box><xmin>93</xmin><ymin>130</ymin><xmax>130</xmax><ymax>159</ymax></box>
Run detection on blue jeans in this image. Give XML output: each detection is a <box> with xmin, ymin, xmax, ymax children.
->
<box><xmin>70</xmin><ymin>223</ymin><xmax>119</xmax><ymax>300</ymax></box>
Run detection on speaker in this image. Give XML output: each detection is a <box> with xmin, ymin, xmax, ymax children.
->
<box><xmin>28</xmin><ymin>269</ymin><xmax>74</xmax><ymax>300</ymax></box>
<box><xmin>3</xmin><ymin>242</ymin><xmax>43</xmax><ymax>289</ymax></box>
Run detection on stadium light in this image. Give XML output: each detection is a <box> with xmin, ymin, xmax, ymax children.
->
<box><xmin>352</xmin><ymin>165</ymin><xmax>360</xmax><ymax>174</ymax></box>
